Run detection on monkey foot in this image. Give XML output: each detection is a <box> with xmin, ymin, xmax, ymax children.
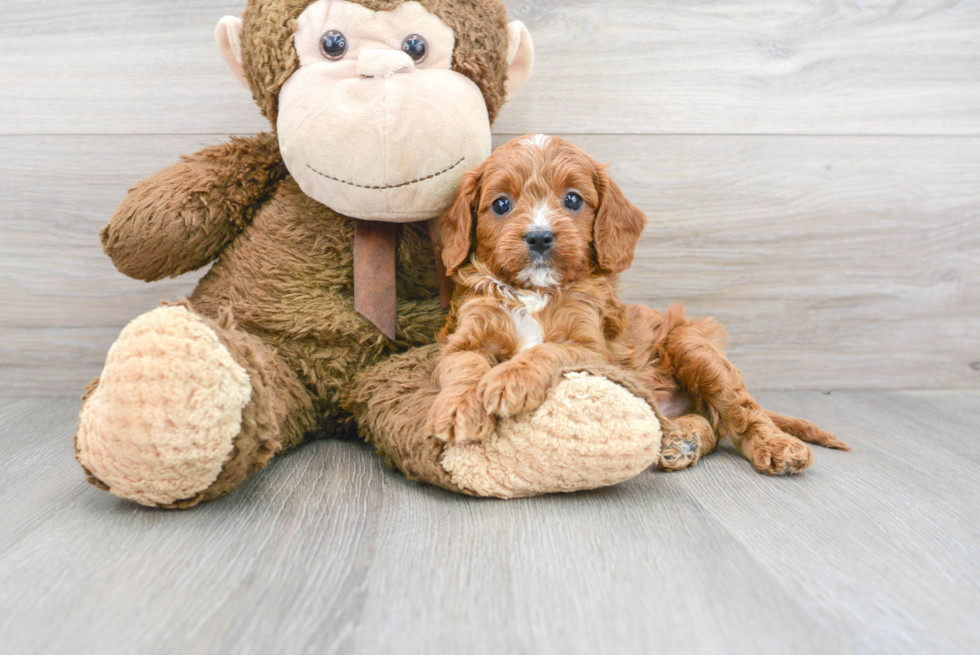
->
<box><xmin>75</xmin><ymin>305</ymin><xmax>253</xmax><ymax>507</ymax></box>
<box><xmin>440</xmin><ymin>372</ymin><xmax>663</xmax><ymax>497</ymax></box>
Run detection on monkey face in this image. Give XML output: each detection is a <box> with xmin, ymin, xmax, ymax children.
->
<box><xmin>275</xmin><ymin>0</ymin><xmax>494</xmax><ymax>222</ymax></box>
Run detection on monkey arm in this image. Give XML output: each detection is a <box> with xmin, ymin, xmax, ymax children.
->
<box><xmin>100</xmin><ymin>133</ymin><xmax>287</xmax><ymax>281</ymax></box>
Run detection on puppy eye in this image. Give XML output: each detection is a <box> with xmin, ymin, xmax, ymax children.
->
<box><xmin>402</xmin><ymin>34</ymin><xmax>428</xmax><ymax>63</ymax></box>
<box><xmin>491</xmin><ymin>197</ymin><xmax>512</xmax><ymax>216</ymax></box>
<box><xmin>564</xmin><ymin>192</ymin><xmax>584</xmax><ymax>211</ymax></box>
<box><xmin>320</xmin><ymin>30</ymin><xmax>349</xmax><ymax>60</ymax></box>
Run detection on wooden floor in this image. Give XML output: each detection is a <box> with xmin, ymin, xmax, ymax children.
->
<box><xmin>0</xmin><ymin>391</ymin><xmax>977</xmax><ymax>655</ymax></box>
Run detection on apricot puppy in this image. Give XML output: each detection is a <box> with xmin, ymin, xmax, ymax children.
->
<box><xmin>427</xmin><ymin>135</ymin><xmax>848</xmax><ymax>475</ymax></box>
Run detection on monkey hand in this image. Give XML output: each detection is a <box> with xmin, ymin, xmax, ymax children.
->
<box><xmin>101</xmin><ymin>134</ymin><xmax>285</xmax><ymax>282</ymax></box>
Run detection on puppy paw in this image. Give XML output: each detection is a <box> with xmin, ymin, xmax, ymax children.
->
<box><xmin>427</xmin><ymin>389</ymin><xmax>495</xmax><ymax>444</ymax></box>
<box><xmin>478</xmin><ymin>362</ymin><xmax>552</xmax><ymax>418</ymax></box>
<box><xmin>659</xmin><ymin>433</ymin><xmax>701</xmax><ymax>472</ymax></box>
<box><xmin>748</xmin><ymin>430</ymin><xmax>813</xmax><ymax>475</ymax></box>
<box><xmin>659</xmin><ymin>414</ymin><xmax>714</xmax><ymax>472</ymax></box>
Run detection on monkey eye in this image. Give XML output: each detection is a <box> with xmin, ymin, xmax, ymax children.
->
<box><xmin>401</xmin><ymin>34</ymin><xmax>428</xmax><ymax>63</ymax></box>
<box><xmin>320</xmin><ymin>30</ymin><xmax>348</xmax><ymax>60</ymax></box>
<box><xmin>491</xmin><ymin>197</ymin><xmax>512</xmax><ymax>216</ymax></box>
<box><xmin>564</xmin><ymin>192</ymin><xmax>584</xmax><ymax>211</ymax></box>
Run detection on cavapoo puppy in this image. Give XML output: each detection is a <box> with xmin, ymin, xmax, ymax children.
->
<box><xmin>427</xmin><ymin>134</ymin><xmax>848</xmax><ymax>475</ymax></box>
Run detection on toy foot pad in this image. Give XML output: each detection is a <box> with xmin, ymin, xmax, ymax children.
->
<box><xmin>76</xmin><ymin>305</ymin><xmax>252</xmax><ymax>506</ymax></box>
<box><xmin>441</xmin><ymin>372</ymin><xmax>663</xmax><ymax>498</ymax></box>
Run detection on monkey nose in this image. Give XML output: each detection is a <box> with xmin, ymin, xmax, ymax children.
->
<box><xmin>357</xmin><ymin>50</ymin><xmax>415</xmax><ymax>78</ymax></box>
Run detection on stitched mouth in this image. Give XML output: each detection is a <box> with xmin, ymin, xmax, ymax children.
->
<box><xmin>307</xmin><ymin>157</ymin><xmax>465</xmax><ymax>191</ymax></box>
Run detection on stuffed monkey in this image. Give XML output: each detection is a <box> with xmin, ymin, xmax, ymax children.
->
<box><xmin>74</xmin><ymin>0</ymin><xmax>667</xmax><ymax>508</ymax></box>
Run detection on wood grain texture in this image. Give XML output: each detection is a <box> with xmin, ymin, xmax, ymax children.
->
<box><xmin>1</xmin><ymin>1</ymin><xmax>978</xmax><ymax>392</ymax></box>
<box><xmin>2</xmin><ymin>133</ymin><xmax>978</xmax><ymax>393</ymax></box>
<box><xmin>574</xmin><ymin>133</ymin><xmax>980</xmax><ymax>391</ymax></box>
<box><xmin>1</xmin><ymin>1</ymin><xmax>979</xmax><ymax>136</ymax></box>
<box><xmin>0</xmin><ymin>391</ymin><xmax>978</xmax><ymax>654</ymax></box>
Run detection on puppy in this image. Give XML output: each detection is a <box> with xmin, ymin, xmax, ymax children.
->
<box><xmin>427</xmin><ymin>135</ymin><xmax>848</xmax><ymax>475</ymax></box>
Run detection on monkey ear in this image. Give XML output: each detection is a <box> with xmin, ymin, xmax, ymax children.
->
<box><xmin>505</xmin><ymin>21</ymin><xmax>535</xmax><ymax>102</ymax></box>
<box><xmin>440</xmin><ymin>168</ymin><xmax>483</xmax><ymax>276</ymax></box>
<box><xmin>593</xmin><ymin>165</ymin><xmax>647</xmax><ymax>275</ymax></box>
<box><xmin>216</xmin><ymin>16</ymin><xmax>249</xmax><ymax>89</ymax></box>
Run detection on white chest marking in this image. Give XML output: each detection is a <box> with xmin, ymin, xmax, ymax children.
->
<box><xmin>509</xmin><ymin>307</ymin><xmax>544</xmax><ymax>352</ymax></box>
<box><xmin>508</xmin><ymin>289</ymin><xmax>548</xmax><ymax>352</ymax></box>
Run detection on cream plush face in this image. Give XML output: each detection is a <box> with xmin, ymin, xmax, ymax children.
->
<box><xmin>277</xmin><ymin>0</ymin><xmax>494</xmax><ymax>222</ymax></box>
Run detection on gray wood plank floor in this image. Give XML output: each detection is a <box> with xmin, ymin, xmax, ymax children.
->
<box><xmin>1</xmin><ymin>392</ymin><xmax>978</xmax><ymax>655</ymax></box>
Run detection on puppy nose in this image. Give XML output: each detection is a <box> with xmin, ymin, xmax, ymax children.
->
<box><xmin>357</xmin><ymin>50</ymin><xmax>414</xmax><ymax>77</ymax></box>
<box><xmin>525</xmin><ymin>230</ymin><xmax>555</xmax><ymax>255</ymax></box>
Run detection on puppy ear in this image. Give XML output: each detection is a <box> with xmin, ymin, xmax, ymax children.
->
<box><xmin>440</xmin><ymin>167</ymin><xmax>483</xmax><ymax>276</ymax></box>
<box><xmin>593</xmin><ymin>165</ymin><xmax>646</xmax><ymax>274</ymax></box>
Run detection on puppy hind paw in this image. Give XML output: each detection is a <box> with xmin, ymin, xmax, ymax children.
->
<box><xmin>659</xmin><ymin>434</ymin><xmax>700</xmax><ymax>472</ymax></box>
<box><xmin>749</xmin><ymin>432</ymin><xmax>813</xmax><ymax>475</ymax></box>
<box><xmin>658</xmin><ymin>415</ymin><xmax>714</xmax><ymax>473</ymax></box>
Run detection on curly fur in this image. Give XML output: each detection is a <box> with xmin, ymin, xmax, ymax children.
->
<box><xmin>429</xmin><ymin>136</ymin><xmax>850</xmax><ymax>472</ymax></box>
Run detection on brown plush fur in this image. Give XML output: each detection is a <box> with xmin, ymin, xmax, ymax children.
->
<box><xmin>101</xmin><ymin>133</ymin><xmax>287</xmax><ymax>281</ymax></box>
<box><xmin>347</xmin><ymin>344</ymin><xmax>467</xmax><ymax>493</ymax></box>
<box><xmin>431</xmin><ymin>136</ymin><xmax>850</xmax><ymax>473</ymax></box>
<box><xmin>188</xmin><ymin>178</ymin><xmax>447</xmax><ymax>434</ymax></box>
<box><xmin>78</xmin><ymin>0</ymin><xmax>512</xmax><ymax>507</ymax></box>
<box><xmin>241</xmin><ymin>0</ymin><xmax>510</xmax><ymax>124</ymax></box>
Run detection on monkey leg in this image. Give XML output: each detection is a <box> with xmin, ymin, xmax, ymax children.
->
<box><xmin>346</xmin><ymin>346</ymin><xmax>665</xmax><ymax>498</ymax></box>
<box><xmin>344</xmin><ymin>345</ymin><xmax>464</xmax><ymax>492</ymax></box>
<box><xmin>75</xmin><ymin>301</ymin><xmax>316</xmax><ymax>508</ymax></box>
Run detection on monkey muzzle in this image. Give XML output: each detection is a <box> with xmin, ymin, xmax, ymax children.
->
<box><xmin>277</xmin><ymin>57</ymin><xmax>493</xmax><ymax>224</ymax></box>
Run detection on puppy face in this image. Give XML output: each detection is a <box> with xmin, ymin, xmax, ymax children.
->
<box><xmin>440</xmin><ymin>135</ymin><xmax>646</xmax><ymax>288</ymax></box>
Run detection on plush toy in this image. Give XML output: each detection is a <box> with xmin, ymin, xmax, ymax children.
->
<box><xmin>74</xmin><ymin>0</ymin><xmax>670</xmax><ymax>508</ymax></box>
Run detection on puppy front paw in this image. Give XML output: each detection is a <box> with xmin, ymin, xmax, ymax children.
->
<box><xmin>426</xmin><ymin>389</ymin><xmax>496</xmax><ymax>444</ymax></box>
<box><xmin>478</xmin><ymin>362</ymin><xmax>552</xmax><ymax>418</ymax></box>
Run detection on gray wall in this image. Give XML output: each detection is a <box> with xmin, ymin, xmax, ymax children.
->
<box><xmin>1</xmin><ymin>0</ymin><xmax>978</xmax><ymax>394</ymax></box>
